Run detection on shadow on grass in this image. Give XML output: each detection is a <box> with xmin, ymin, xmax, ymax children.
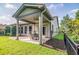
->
<box><xmin>43</xmin><ymin>38</ymin><xmax>66</xmax><ymax>51</ymax></box>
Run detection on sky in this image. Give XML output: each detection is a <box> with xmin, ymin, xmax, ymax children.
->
<box><xmin>0</xmin><ymin>3</ymin><xmax>79</xmax><ymax>25</ymax></box>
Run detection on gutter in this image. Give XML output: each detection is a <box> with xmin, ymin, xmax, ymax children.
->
<box><xmin>41</xmin><ymin>9</ymin><xmax>51</xmax><ymax>22</ymax></box>
<box><xmin>41</xmin><ymin>9</ymin><xmax>46</xmax><ymax>14</ymax></box>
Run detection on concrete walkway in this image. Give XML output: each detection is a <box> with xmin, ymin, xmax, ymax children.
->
<box><xmin>9</xmin><ymin>36</ymin><xmax>39</xmax><ymax>44</ymax></box>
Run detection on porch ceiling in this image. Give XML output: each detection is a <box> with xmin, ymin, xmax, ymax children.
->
<box><xmin>19</xmin><ymin>12</ymin><xmax>50</xmax><ymax>24</ymax></box>
<box><xmin>20</xmin><ymin>12</ymin><xmax>39</xmax><ymax>24</ymax></box>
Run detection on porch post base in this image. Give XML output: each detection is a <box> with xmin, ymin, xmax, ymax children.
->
<box><xmin>16</xmin><ymin>37</ymin><xmax>19</xmax><ymax>40</ymax></box>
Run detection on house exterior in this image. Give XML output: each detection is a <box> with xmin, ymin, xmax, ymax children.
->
<box><xmin>13</xmin><ymin>3</ymin><xmax>59</xmax><ymax>44</ymax></box>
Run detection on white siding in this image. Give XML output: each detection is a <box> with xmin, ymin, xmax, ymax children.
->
<box><xmin>43</xmin><ymin>23</ymin><xmax>50</xmax><ymax>38</ymax></box>
<box><xmin>51</xmin><ymin>17</ymin><xmax>59</xmax><ymax>36</ymax></box>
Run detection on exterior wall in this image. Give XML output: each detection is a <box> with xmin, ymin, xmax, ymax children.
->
<box><xmin>19</xmin><ymin>24</ymin><xmax>33</xmax><ymax>35</ymax></box>
<box><xmin>33</xmin><ymin>24</ymin><xmax>39</xmax><ymax>34</ymax></box>
<box><xmin>18</xmin><ymin>22</ymin><xmax>50</xmax><ymax>39</ymax></box>
<box><xmin>51</xmin><ymin>17</ymin><xmax>59</xmax><ymax>37</ymax></box>
<box><xmin>47</xmin><ymin>23</ymin><xmax>51</xmax><ymax>38</ymax></box>
<box><xmin>43</xmin><ymin>23</ymin><xmax>50</xmax><ymax>38</ymax></box>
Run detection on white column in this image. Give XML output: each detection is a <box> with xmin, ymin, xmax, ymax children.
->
<box><xmin>39</xmin><ymin>13</ymin><xmax>43</xmax><ymax>45</ymax></box>
<box><xmin>27</xmin><ymin>25</ymin><xmax>29</xmax><ymax>35</ymax></box>
<box><xmin>23</xmin><ymin>25</ymin><xmax>25</xmax><ymax>35</ymax></box>
<box><xmin>32</xmin><ymin>24</ymin><xmax>34</xmax><ymax>34</ymax></box>
<box><xmin>19</xmin><ymin>25</ymin><xmax>21</xmax><ymax>35</ymax></box>
<box><xmin>16</xmin><ymin>18</ymin><xmax>19</xmax><ymax>40</ymax></box>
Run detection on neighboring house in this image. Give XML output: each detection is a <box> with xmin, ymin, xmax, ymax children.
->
<box><xmin>13</xmin><ymin>3</ymin><xmax>59</xmax><ymax>44</ymax></box>
<box><xmin>0</xmin><ymin>24</ymin><xmax>6</xmax><ymax>35</ymax></box>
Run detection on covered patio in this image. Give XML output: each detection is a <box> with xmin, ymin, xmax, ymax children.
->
<box><xmin>12</xmin><ymin>3</ymin><xmax>53</xmax><ymax>44</ymax></box>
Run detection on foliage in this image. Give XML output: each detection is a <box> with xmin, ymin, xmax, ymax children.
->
<box><xmin>60</xmin><ymin>14</ymin><xmax>71</xmax><ymax>32</ymax></box>
<box><xmin>0</xmin><ymin>31</ymin><xmax>4</xmax><ymax>35</ymax></box>
<box><xmin>0</xmin><ymin>36</ymin><xmax>66</xmax><ymax>55</ymax></box>
<box><xmin>67</xmin><ymin>19</ymin><xmax>79</xmax><ymax>40</ymax></box>
<box><xmin>11</xmin><ymin>26</ymin><xmax>16</xmax><ymax>36</ymax></box>
<box><xmin>5</xmin><ymin>26</ymin><xmax>10</xmax><ymax>36</ymax></box>
<box><xmin>75</xmin><ymin>10</ymin><xmax>79</xmax><ymax>19</ymax></box>
<box><xmin>60</xmin><ymin>10</ymin><xmax>79</xmax><ymax>42</ymax></box>
<box><xmin>5</xmin><ymin>25</ymin><xmax>16</xmax><ymax>36</ymax></box>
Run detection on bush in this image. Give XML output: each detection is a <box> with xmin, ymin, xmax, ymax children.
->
<box><xmin>5</xmin><ymin>33</ymin><xmax>11</xmax><ymax>36</ymax></box>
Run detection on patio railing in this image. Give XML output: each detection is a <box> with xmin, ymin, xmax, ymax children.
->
<box><xmin>64</xmin><ymin>33</ymin><xmax>79</xmax><ymax>55</ymax></box>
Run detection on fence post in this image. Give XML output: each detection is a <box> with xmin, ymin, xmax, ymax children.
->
<box><xmin>77</xmin><ymin>45</ymin><xmax>79</xmax><ymax>55</ymax></box>
<box><xmin>64</xmin><ymin>33</ymin><xmax>66</xmax><ymax>45</ymax></box>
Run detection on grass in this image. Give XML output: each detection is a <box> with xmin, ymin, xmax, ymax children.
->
<box><xmin>0</xmin><ymin>36</ymin><xmax>66</xmax><ymax>55</ymax></box>
<box><xmin>53</xmin><ymin>33</ymin><xmax>64</xmax><ymax>41</ymax></box>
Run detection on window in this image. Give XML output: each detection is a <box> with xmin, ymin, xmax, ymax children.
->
<box><xmin>19</xmin><ymin>27</ymin><xmax>21</xmax><ymax>34</ymax></box>
<box><xmin>21</xmin><ymin>26</ymin><xmax>23</xmax><ymax>34</ymax></box>
<box><xmin>29</xmin><ymin>26</ymin><xmax>32</xmax><ymax>34</ymax></box>
<box><xmin>43</xmin><ymin>27</ymin><xmax>46</xmax><ymax>35</ymax></box>
<box><xmin>25</xmin><ymin>26</ymin><xmax>27</xmax><ymax>34</ymax></box>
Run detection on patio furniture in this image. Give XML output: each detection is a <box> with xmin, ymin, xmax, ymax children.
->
<box><xmin>32</xmin><ymin>32</ymin><xmax>39</xmax><ymax>40</ymax></box>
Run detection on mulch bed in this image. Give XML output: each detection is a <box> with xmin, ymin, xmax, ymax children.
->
<box><xmin>43</xmin><ymin>38</ymin><xmax>66</xmax><ymax>51</ymax></box>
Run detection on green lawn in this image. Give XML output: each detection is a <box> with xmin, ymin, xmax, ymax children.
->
<box><xmin>0</xmin><ymin>36</ymin><xmax>66</xmax><ymax>55</ymax></box>
<box><xmin>53</xmin><ymin>33</ymin><xmax>64</xmax><ymax>41</ymax></box>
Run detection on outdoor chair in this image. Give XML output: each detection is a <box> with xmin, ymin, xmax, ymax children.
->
<box><xmin>32</xmin><ymin>32</ymin><xmax>39</xmax><ymax>40</ymax></box>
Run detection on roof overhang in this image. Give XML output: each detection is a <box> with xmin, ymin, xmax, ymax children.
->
<box><xmin>12</xmin><ymin>3</ymin><xmax>53</xmax><ymax>20</ymax></box>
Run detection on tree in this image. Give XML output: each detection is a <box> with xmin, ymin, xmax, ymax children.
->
<box><xmin>5</xmin><ymin>26</ymin><xmax>10</xmax><ymax>35</ymax></box>
<box><xmin>63</xmin><ymin>14</ymin><xmax>70</xmax><ymax>20</ymax></box>
<box><xmin>75</xmin><ymin>10</ymin><xmax>79</xmax><ymax>19</ymax></box>
<box><xmin>60</xmin><ymin>14</ymin><xmax>71</xmax><ymax>32</ymax></box>
<box><xmin>12</xmin><ymin>26</ymin><xmax>16</xmax><ymax>36</ymax></box>
<box><xmin>60</xmin><ymin>10</ymin><xmax>79</xmax><ymax>40</ymax></box>
<box><xmin>5</xmin><ymin>25</ymin><xmax>16</xmax><ymax>36</ymax></box>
